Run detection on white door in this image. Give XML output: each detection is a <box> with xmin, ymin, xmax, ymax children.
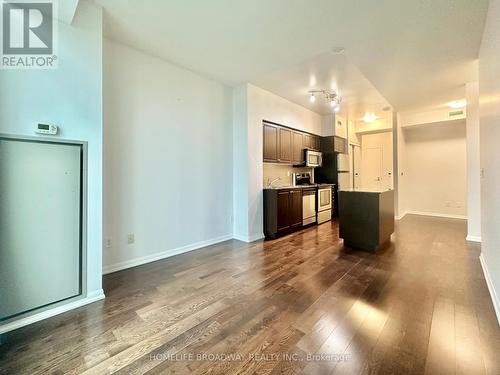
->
<box><xmin>0</xmin><ymin>138</ymin><xmax>82</xmax><ymax>320</ymax></box>
<box><xmin>353</xmin><ymin>145</ymin><xmax>361</xmax><ymax>189</ymax></box>
<box><xmin>362</xmin><ymin>147</ymin><xmax>383</xmax><ymax>190</ymax></box>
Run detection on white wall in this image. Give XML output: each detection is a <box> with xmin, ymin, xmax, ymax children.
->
<box><xmin>232</xmin><ymin>85</ymin><xmax>249</xmax><ymax>240</ymax></box>
<box><xmin>355</xmin><ymin>116</ymin><xmax>393</xmax><ymax>134</ymax></box>
<box><xmin>233</xmin><ymin>83</ymin><xmax>323</xmax><ymax>241</ymax></box>
<box><xmin>103</xmin><ymin>39</ymin><xmax>233</xmax><ymax>273</ymax></box>
<box><xmin>0</xmin><ymin>1</ymin><xmax>104</xmax><ymax>331</ymax></box>
<box><xmin>395</xmin><ymin>114</ymin><xmax>406</xmax><ymax>218</ymax></box>
<box><xmin>400</xmin><ymin>107</ymin><xmax>466</xmax><ymax>128</ymax></box>
<box><xmin>401</xmin><ymin>121</ymin><xmax>467</xmax><ymax>218</ymax></box>
<box><xmin>465</xmin><ymin>82</ymin><xmax>481</xmax><ymax>241</ymax></box>
<box><xmin>348</xmin><ymin>119</ymin><xmax>361</xmax><ymax>145</ymax></box>
<box><xmin>478</xmin><ymin>0</ymin><xmax>500</xmax><ymax>323</ymax></box>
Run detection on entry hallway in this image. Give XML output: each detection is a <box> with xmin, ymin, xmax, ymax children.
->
<box><xmin>0</xmin><ymin>216</ymin><xmax>499</xmax><ymax>375</ymax></box>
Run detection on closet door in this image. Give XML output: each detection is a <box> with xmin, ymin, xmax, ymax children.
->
<box><xmin>0</xmin><ymin>138</ymin><xmax>82</xmax><ymax>320</ymax></box>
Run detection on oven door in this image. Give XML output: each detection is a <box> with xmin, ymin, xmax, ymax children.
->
<box><xmin>317</xmin><ymin>187</ymin><xmax>332</xmax><ymax>212</ymax></box>
<box><xmin>305</xmin><ymin>150</ymin><xmax>322</xmax><ymax>167</ymax></box>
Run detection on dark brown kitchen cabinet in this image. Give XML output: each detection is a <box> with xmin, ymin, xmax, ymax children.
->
<box><xmin>278</xmin><ymin>127</ymin><xmax>292</xmax><ymax>163</ymax></box>
<box><xmin>289</xmin><ymin>190</ymin><xmax>303</xmax><ymax>229</ymax></box>
<box><xmin>263</xmin><ymin>123</ymin><xmax>278</xmax><ymax>162</ymax></box>
<box><xmin>263</xmin><ymin>121</ymin><xmax>320</xmax><ymax>165</ymax></box>
<box><xmin>276</xmin><ymin>191</ymin><xmax>290</xmax><ymax>233</ymax></box>
<box><xmin>264</xmin><ymin>188</ymin><xmax>303</xmax><ymax>238</ymax></box>
<box><xmin>312</xmin><ymin>136</ymin><xmax>321</xmax><ymax>151</ymax></box>
<box><xmin>292</xmin><ymin>131</ymin><xmax>304</xmax><ymax>164</ymax></box>
<box><xmin>303</xmin><ymin>134</ymin><xmax>312</xmax><ymax>149</ymax></box>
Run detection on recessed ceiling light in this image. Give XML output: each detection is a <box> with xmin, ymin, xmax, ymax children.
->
<box><xmin>363</xmin><ymin>113</ymin><xmax>378</xmax><ymax>123</ymax></box>
<box><xmin>332</xmin><ymin>47</ymin><xmax>346</xmax><ymax>54</ymax></box>
<box><xmin>448</xmin><ymin>100</ymin><xmax>466</xmax><ymax>109</ymax></box>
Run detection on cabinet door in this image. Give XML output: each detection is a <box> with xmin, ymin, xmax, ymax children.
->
<box><xmin>292</xmin><ymin>131</ymin><xmax>304</xmax><ymax>164</ymax></box>
<box><xmin>277</xmin><ymin>191</ymin><xmax>290</xmax><ymax>233</ymax></box>
<box><xmin>278</xmin><ymin>127</ymin><xmax>292</xmax><ymax>163</ymax></box>
<box><xmin>334</xmin><ymin>136</ymin><xmax>347</xmax><ymax>154</ymax></box>
<box><xmin>312</xmin><ymin>136</ymin><xmax>321</xmax><ymax>151</ymax></box>
<box><xmin>263</xmin><ymin>124</ymin><xmax>278</xmax><ymax>162</ymax></box>
<box><xmin>303</xmin><ymin>134</ymin><xmax>312</xmax><ymax>149</ymax></box>
<box><xmin>289</xmin><ymin>190</ymin><xmax>303</xmax><ymax>229</ymax></box>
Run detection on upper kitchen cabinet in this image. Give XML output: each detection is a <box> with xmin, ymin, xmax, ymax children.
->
<box><xmin>303</xmin><ymin>134</ymin><xmax>320</xmax><ymax>151</ymax></box>
<box><xmin>303</xmin><ymin>134</ymin><xmax>312</xmax><ymax>149</ymax></box>
<box><xmin>335</xmin><ymin>115</ymin><xmax>348</xmax><ymax>139</ymax></box>
<box><xmin>263</xmin><ymin>121</ymin><xmax>320</xmax><ymax>164</ymax></box>
<box><xmin>320</xmin><ymin>135</ymin><xmax>348</xmax><ymax>154</ymax></box>
<box><xmin>278</xmin><ymin>127</ymin><xmax>292</xmax><ymax>163</ymax></box>
<box><xmin>263</xmin><ymin>123</ymin><xmax>278</xmax><ymax>162</ymax></box>
<box><xmin>312</xmin><ymin>136</ymin><xmax>321</xmax><ymax>151</ymax></box>
<box><xmin>292</xmin><ymin>131</ymin><xmax>304</xmax><ymax>164</ymax></box>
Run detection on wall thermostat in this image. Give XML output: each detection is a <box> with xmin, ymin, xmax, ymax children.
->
<box><xmin>35</xmin><ymin>123</ymin><xmax>58</xmax><ymax>135</ymax></box>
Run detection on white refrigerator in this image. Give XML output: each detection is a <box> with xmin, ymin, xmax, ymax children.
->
<box><xmin>337</xmin><ymin>153</ymin><xmax>351</xmax><ymax>190</ymax></box>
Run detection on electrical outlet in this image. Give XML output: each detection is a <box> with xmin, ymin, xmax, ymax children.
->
<box><xmin>105</xmin><ymin>238</ymin><xmax>112</xmax><ymax>248</ymax></box>
<box><xmin>127</xmin><ymin>233</ymin><xmax>135</xmax><ymax>244</ymax></box>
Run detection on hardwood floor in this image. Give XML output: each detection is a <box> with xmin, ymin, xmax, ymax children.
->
<box><xmin>1</xmin><ymin>215</ymin><xmax>499</xmax><ymax>374</ymax></box>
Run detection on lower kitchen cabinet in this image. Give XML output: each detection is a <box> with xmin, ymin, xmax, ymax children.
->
<box><xmin>289</xmin><ymin>190</ymin><xmax>303</xmax><ymax>229</ymax></box>
<box><xmin>264</xmin><ymin>188</ymin><xmax>303</xmax><ymax>239</ymax></box>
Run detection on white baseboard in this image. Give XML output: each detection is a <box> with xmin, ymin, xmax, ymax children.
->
<box><xmin>395</xmin><ymin>211</ymin><xmax>408</xmax><ymax>220</ymax></box>
<box><xmin>466</xmin><ymin>235</ymin><xmax>482</xmax><ymax>243</ymax></box>
<box><xmin>0</xmin><ymin>289</ymin><xmax>105</xmax><ymax>334</ymax></box>
<box><xmin>479</xmin><ymin>253</ymin><xmax>500</xmax><ymax>326</ymax></box>
<box><xmin>405</xmin><ymin>210</ymin><xmax>467</xmax><ymax>220</ymax></box>
<box><xmin>233</xmin><ymin>233</ymin><xmax>265</xmax><ymax>243</ymax></box>
<box><xmin>102</xmin><ymin>234</ymin><xmax>233</xmax><ymax>275</ymax></box>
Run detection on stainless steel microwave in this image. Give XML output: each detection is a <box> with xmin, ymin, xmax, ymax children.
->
<box><xmin>305</xmin><ymin>149</ymin><xmax>322</xmax><ymax>167</ymax></box>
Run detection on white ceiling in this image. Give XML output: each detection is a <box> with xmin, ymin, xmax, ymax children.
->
<box><xmin>92</xmin><ymin>0</ymin><xmax>489</xmax><ymax>116</ymax></box>
<box><xmin>251</xmin><ymin>51</ymin><xmax>391</xmax><ymax>118</ymax></box>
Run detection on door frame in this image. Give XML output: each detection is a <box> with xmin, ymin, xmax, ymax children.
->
<box><xmin>0</xmin><ymin>133</ymin><xmax>88</xmax><ymax>324</ymax></box>
<box><xmin>351</xmin><ymin>144</ymin><xmax>361</xmax><ymax>188</ymax></box>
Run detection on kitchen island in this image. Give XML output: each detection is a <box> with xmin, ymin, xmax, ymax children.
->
<box><xmin>338</xmin><ymin>188</ymin><xmax>395</xmax><ymax>251</ymax></box>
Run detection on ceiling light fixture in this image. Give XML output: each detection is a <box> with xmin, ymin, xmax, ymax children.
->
<box><xmin>363</xmin><ymin>113</ymin><xmax>378</xmax><ymax>123</ymax></box>
<box><xmin>334</xmin><ymin>106</ymin><xmax>340</xmax><ymax>113</ymax></box>
<box><xmin>448</xmin><ymin>100</ymin><xmax>466</xmax><ymax>109</ymax></box>
<box><xmin>308</xmin><ymin>89</ymin><xmax>342</xmax><ymax>110</ymax></box>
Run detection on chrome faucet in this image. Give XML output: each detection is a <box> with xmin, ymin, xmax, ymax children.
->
<box><xmin>267</xmin><ymin>177</ymin><xmax>281</xmax><ymax>188</ymax></box>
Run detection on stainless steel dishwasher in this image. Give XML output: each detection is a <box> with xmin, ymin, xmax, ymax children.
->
<box><xmin>302</xmin><ymin>189</ymin><xmax>317</xmax><ymax>225</ymax></box>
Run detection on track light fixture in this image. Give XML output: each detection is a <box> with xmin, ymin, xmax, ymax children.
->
<box><xmin>308</xmin><ymin>90</ymin><xmax>342</xmax><ymax>112</ymax></box>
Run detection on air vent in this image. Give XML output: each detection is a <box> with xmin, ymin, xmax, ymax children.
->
<box><xmin>449</xmin><ymin>110</ymin><xmax>464</xmax><ymax>117</ymax></box>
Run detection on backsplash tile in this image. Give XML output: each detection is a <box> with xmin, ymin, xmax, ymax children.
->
<box><xmin>263</xmin><ymin>163</ymin><xmax>313</xmax><ymax>188</ymax></box>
